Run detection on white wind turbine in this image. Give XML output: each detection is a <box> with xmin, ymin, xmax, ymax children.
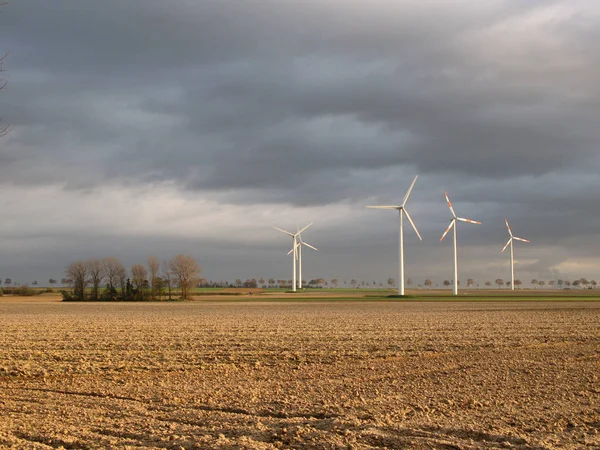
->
<box><xmin>366</xmin><ymin>175</ymin><xmax>422</xmax><ymax>296</ymax></box>
<box><xmin>296</xmin><ymin>226</ymin><xmax>318</xmax><ymax>290</ymax></box>
<box><xmin>440</xmin><ymin>192</ymin><xmax>481</xmax><ymax>295</ymax></box>
<box><xmin>502</xmin><ymin>219</ymin><xmax>529</xmax><ymax>291</ymax></box>
<box><xmin>274</xmin><ymin>223</ymin><xmax>313</xmax><ymax>292</ymax></box>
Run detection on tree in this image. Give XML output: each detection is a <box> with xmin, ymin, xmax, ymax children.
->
<box><xmin>102</xmin><ymin>257</ymin><xmax>125</xmax><ymax>301</ymax></box>
<box><xmin>572</xmin><ymin>279</ymin><xmax>580</xmax><ymax>289</ymax></box>
<box><xmin>538</xmin><ymin>280</ymin><xmax>545</xmax><ymax>289</ymax></box>
<box><xmin>331</xmin><ymin>278</ymin><xmax>338</xmax><ymax>288</ymax></box>
<box><xmin>87</xmin><ymin>259</ymin><xmax>104</xmax><ymax>301</ymax></box>
<box><xmin>32</xmin><ymin>280</ymin><xmax>38</xmax><ymax>286</ymax></box>
<box><xmin>591</xmin><ymin>280</ymin><xmax>597</xmax><ymax>289</ymax></box>
<box><xmin>258</xmin><ymin>278</ymin><xmax>265</xmax><ymax>287</ymax></box>
<box><xmin>531</xmin><ymin>279</ymin><xmax>538</xmax><ymax>289</ymax></box>
<box><xmin>505</xmin><ymin>281</ymin><xmax>511</xmax><ymax>288</ymax></box>
<box><xmin>162</xmin><ymin>260</ymin><xmax>174</xmax><ymax>300</ymax></box>
<box><xmin>350</xmin><ymin>279</ymin><xmax>357</xmax><ymax>288</ymax></box>
<box><xmin>235</xmin><ymin>279</ymin><xmax>242</xmax><ymax>288</ymax></box>
<box><xmin>581</xmin><ymin>278</ymin><xmax>589</xmax><ymax>289</ymax></box>
<box><xmin>268</xmin><ymin>278</ymin><xmax>275</xmax><ymax>288</ymax></box>
<box><xmin>66</xmin><ymin>261</ymin><xmax>88</xmax><ymax>301</ymax></box>
<box><xmin>424</xmin><ymin>279</ymin><xmax>432</xmax><ymax>288</ymax></box>
<box><xmin>443</xmin><ymin>280</ymin><xmax>451</xmax><ymax>288</ymax></box>
<box><xmin>557</xmin><ymin>279</ymin><xmax>564</xmax><ymax>289</ymax></box>
<box><xmin>495</xmin><ymin>278</ymin><xmax>504</xmax><ymax>289</ymax></box>
<box><xmin>514</xmin><ymin>279</ymin><xmax>522</xmax><ymax>289</ymax></box>
<box><xmin>49</xmin><ymin>278</ymin><xmax>57</xmax><ymax>286</ymax></box>
<box><xmin>131</xmin><ymin>264</ymin><xmax>148</xmax><ymax>300</ymax></box>
<box><xmin>147</xmin><ymin>256</ymin><xmax>160</xmax><ymax>301</ymax></box>
<box><xmin>467</xmin><ymin>278</ymin><xmax>474</xmax><ymax>288</ymax></box>
<box><xmin>169</xmin><ymin>254</ymin><xmax>201</xmax><ymax>300</ymax></box>
<box><xmin>4</xmin><ymin>278</ymin><xmax>11</xmax><ymax>286</ymax></box>
<box><xmin>548</xmin><ymin>280</ymin><xmax>555</xmax><ymax>289</ymax></box>
<box><xmin>485</xmin><ymin>281</ymin><xmax>491</xmax><ymax>287</ymax></box>
<box><xmin>387</xmin><ymin>278</ymin><xmax>395</xmax><ymax>288</ymax></box>
<box><xmin>406</xmin><ymin>278</ymin><xmax>412</xmax><ymax>286</ymax></box>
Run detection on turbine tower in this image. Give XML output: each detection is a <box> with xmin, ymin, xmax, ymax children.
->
<box><xmin>440</xmin><ymin>192</ymin><xmax>481</xmax><ymax>295</ymax></box>
<box><xmin>366</xmin><ymin>175</ymin><xmax>422</xmax><ymax>296</ymax></box>
<box><xmin>296</xmin><ymin>226</ymin><xmax>317</xmax><ymax>290</ymax></box>
<box><xmin>502</xmin><ymin>219</ymin><xmax>529</xmax><ymax>291</ymax></box>
<box><xmin>274</xmin><ymin>223</ymin><xmax>313</xmax><ymax>292</ymax></box>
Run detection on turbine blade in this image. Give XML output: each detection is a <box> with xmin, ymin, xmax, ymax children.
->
<box><xmin>297</xmin><ymin>222</ymin><xmax>313</xmax><ymax>235</ymax></box>
<box><xmin>505</xmin><ymin>218</ymin><xmax>513</xmax><ymax>237</ymax></box>
<box><xmin>366</xmin><ymin>205</ymin><xmax>399</xmax><ymax>209</ymax></box>
<box><xmin>457</xmin><ymin>217</ymin><xmax>481</xmax><ymax>225</ymax></box>
<box><xmin>440</xmin><ymin>220</ymin><xmax>455</xmax><ymax>241</ymax></box>
<box><xmin>513</xmin><ymin>237</ymin><xmax>530</xmax><ymax>243</ymax></box>
<box><xmin>401</xmin><ymin>175</ymin><xmax>418</xmax><ymax>207</ymax></box>
<box><xmin>274</xmin><ymin>226</ymin><xmax>294</xmax><ymax>237</ymax></box>
<box><xmin>403</xmin><ymin>209</ymin><xmax>422</xmax><ymax>241</ymax></box>
<box><xmin>444</xmin><ymin>191</ymin><xmax>457</xmax><ymax>218</ymax></box>
<box><xmin>501</xmin><ymin>238</ymin><xmax>512</xmax><ymax>253</ymax></box>
<box><xmin>301</xmin><ymin>241</ymin><xmax>318</xmax><ymax>251</ymax></box>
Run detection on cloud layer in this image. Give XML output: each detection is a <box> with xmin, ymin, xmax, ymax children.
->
<box><xmin>1</xmin><ymin>1</ymin><xmax>599</xmax><ymax>285</ymax></box>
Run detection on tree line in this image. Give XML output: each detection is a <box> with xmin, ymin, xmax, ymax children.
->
<box><xmin>62</xmin><ymin>255</ymin><xmax>200</xmax><ymax>301</ymax></box>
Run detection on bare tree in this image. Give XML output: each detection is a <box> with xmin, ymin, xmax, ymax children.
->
<box><xmin>495</xmin><ymin>278</ymin><xmax>504</xmax><ymax>289</ymax></box>
<box><xmin>162</xmin><ymin>259</ymin><xmax>174</xmax><ymax>300</ymax></box>
<box><xmin>87</xmin><ymin>259</ymin><xmax>104</xmax><ymax>301</ymax></box>
<box><xmin>169</xmin><ymin>254</ymin><xmax>200</xmax><ymax>300</ymax></box>
<box><xmin>131</xmin><ymin>264</ymin><xmax>148</xmax><ymax>300</ymax></box>
<box><xmin>147</xmin><ymin>256</ymin><xmax>160</xmax><ymax>300</ymax></box>
<box><xmin>102</xmin><ymin>257</ymin><xmax>125</xmax><ymax>301</ymax></box>
<box><xmin>424</xmin><ymin>279</ymin><xmax>432</xmax><ymax>288</ymax></box>
<box><xmin>66</xmin><ymin>261</ymin><xmax>88</xmax><ymax>301</ymax></box>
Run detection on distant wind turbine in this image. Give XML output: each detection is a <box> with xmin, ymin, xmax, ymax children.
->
<box><xmin>274</xmin><ymin>223</ymin><xmax>313</xmax><ymax>292</ymax></box>
<box><xmin>440</xmin><ymin>192</ymin><xmax>481</xmax><ymax>295</ymax></box>
<box><xmin>502</xmin><ymin>219</ymin><xmax>529</xmax><ymax>291</ymax></box>
<box><xmin>366</xmin><ymin>175</ymin><xmax>422</xmax><ymax>296</ymax></box>
<box><xmin>296</xmin><ymin>226</ymin><xmax>317</xmax><ymax>290</ymax></box>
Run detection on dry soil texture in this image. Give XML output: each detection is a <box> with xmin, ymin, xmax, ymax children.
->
<box><xmin>0</xmin><ymin>301</ymin><xmax>599</xmax><ymax>449</ymax></box>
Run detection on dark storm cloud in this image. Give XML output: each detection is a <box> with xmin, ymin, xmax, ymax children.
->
<box><xmin>3</xmin><ymin>0</ymin><xmax>599</xmax><ymax>200</ymax></box>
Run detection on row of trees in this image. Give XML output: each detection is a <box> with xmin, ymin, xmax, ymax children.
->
<box><xmin>64</xmin><ymin>255</ymin><xmax>201</xmax><ymax>301</ymax></box>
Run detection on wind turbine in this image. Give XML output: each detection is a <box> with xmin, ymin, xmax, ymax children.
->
<box><xmin>366</xmin><ymin>175</ymin><xmax>422</xmax><ymax>296</ymax></box>
<box><xmin>502</xmin><ymin>219</ymin><xmax>529</xmax><ymax>291</ymax></box>
<box><xmin>296</xmin><ymin>226</ymin><xmax>318</xmax><ymax>290</ymax></box>
<box><xmin>274</xmin><ymin>223</ymin><xmax>313</xmax><ymax>292</ymax></box>
<box><xmin>440</xmin><ymin>192</ymin><xmax>481</xmax><ymax>295</ymax></box>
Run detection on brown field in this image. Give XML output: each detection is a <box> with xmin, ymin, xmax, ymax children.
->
<box><xmin>0</xmin><ymin>301</ymin><xmax>599</xmax><ymax>449</ymax></box>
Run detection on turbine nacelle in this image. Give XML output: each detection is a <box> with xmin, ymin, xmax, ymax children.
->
<box><xmin>501</xmin><ymin>219</ymin><xmax>529</xmax><ymax>252</ymax></box>
<box><xmin>366</xmin><ymin>175</ymin><xmax>422</xmax><ymax>241</ymax></box>
<box><xmin>440</xmin><ymin>192</ymin><xmax>481</xmax><ymax>241</ymax></box>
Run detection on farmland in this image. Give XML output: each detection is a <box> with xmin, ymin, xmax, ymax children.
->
<box><xmin>0</xmin><ymin>299</ymin><xmax>599</xmax><ymax>449</ymax></box>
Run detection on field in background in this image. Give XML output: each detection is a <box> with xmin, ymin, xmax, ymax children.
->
<box><xmin>1</xmin><ymin>286</ymin><xmax>599</xmax><ymax>303</ymax></box>
<box><xmin>0</xmin><ymin>301</ymin><xmax>598</xmax><ymax>449</ymax></box>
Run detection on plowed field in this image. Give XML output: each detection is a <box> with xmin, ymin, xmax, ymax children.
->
<box><xmin>1</xmin><ymin>301</ymin><xmax>599</xmax><ymax>449</ymax></box>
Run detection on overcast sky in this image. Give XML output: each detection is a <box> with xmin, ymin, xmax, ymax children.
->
<box><xmin>1</xmin><ymin>0</ymin><xmax>600</xmax><ymax>287</ymax></box>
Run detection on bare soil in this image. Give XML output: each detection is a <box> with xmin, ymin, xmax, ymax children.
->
<box><xmin>0</xmin><ymin>301</ymin><xmax>598</xmax><ymax>449</ymax></box>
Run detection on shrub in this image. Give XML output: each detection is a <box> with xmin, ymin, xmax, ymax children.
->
<box><xmin>14</xmin><ymin>285</ymin><xmax>36</xmax><ymax>296</ymax></box>
<box><xmin>60</xmin><ymin>290</ymin><xmax>78</xmax><ymax>302</ymax></box>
